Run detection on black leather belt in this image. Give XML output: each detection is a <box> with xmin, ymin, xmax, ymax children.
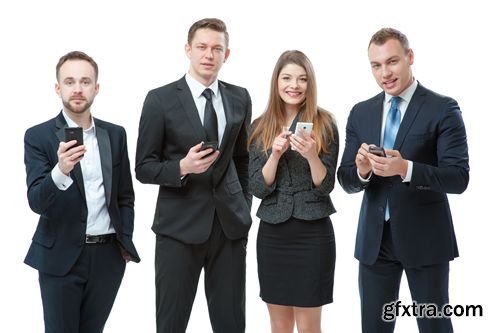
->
<box><xmin>85</xmin><ymin>234</ymin><xmax>116</xmax><ymax>244</ymax></box>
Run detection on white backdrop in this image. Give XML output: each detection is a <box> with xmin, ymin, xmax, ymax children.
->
<box><xmin>1</xmin><ymin>0</ymin><xmax>497</xmax><ymax>332</ymax></box>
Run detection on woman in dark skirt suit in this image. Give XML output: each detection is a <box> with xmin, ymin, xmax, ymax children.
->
<box><xmin>248</xmin><ymin>50</ymin><xmax>339</xmax><ymax>333</ymax></box>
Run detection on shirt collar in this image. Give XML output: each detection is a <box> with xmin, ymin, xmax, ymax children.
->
<box><xmin>62</xmin><ymin>110</ymin><xmax>95</xmax><ymax>134</ymax></box>
<box><xmin>385</xmin><ymin>78</ymin><xmax>418</xmax><ymax>105</ymax></box>
<box><xmin>185</xmin><ymin>72</ymin><xmax>219</xmax><ymax>99</ymax></box>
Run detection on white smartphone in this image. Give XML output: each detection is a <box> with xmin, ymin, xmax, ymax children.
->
<box><xmin>294</xmin><ymin>122</ymin><xmax>313</xmax><ymax>138</ymax></box>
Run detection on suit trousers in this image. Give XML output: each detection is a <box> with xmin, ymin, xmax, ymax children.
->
<box><xmin>38</xmin><ymin>241</ymin><xmax>126</xmax><ymax>333</ymax></box>
<box><xmin>155</xmin><ymin>215</ymin><xmax>247</xmax><ymax>333</ymax></box>
<box><xmin>359</xmin><ymin>222</ymin><xmax>453</xmax><ymax>333</ymax></box>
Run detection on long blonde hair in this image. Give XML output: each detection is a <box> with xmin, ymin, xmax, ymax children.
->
<box><xmin>248</xmin><ymin>50</ymin><xmax>336</xmax><ymax>154</ymax></box>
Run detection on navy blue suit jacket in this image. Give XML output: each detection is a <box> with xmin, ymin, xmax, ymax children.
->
<box><xmin>135</xmin><ymin>77</ymin><xmax>252</xmax><ymax>243</ymax></box>
<box><xmin>337</xmin><ymin>83</ymin><xmax>469</xmax><ymax>267</ymax></box>
<box><xmin>24</xmin><ymin>112</ymin><xmax>140</xmax><ymax>276</ymax></box>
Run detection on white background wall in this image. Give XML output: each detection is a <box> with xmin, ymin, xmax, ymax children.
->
<box><xmin>1</xmin><ymin>0</ymin><xmax>497</xmax><ymax>332</ymax></box>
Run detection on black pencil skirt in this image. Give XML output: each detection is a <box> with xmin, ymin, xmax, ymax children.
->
<box><xmin>257</xmin><ymin>216</ymin><xmax>335</xmax><ymax>307</ymax></box>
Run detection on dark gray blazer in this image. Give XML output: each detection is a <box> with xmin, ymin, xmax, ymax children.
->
<box><xmin>249</xmin><ymin>119</ymin><xmax>339</xmax><ymax>224</ymax></box>
<box><xmin>135</xmin><ymin>76</ymin><xmax>252</xmax><ymax>243</ymax></box>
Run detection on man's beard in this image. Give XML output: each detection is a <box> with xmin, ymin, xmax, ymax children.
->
<box><xmin>62</xmin><ymin>97</ymin><xmax>93</xmax><ymax>114</ymax></box>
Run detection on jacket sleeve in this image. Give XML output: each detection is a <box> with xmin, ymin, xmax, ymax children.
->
<box><xmin>337</xmin><ymin>107</ymin><xmax>369</xmax><ymax>194</ymax></box>
<box><xmin>24</xmin><ymin>127</ymin><xmax>64</xmax><ymax>215</ymax></box>
<box><xmin>311</xmin><ymin>122</ymin><xmax>340</xmax><ymax>196</ymax></box>
<box><xmin>135</xmin><ymin>90</ymin><xmax>185</xmax><ymax>188</ymax></box>
<box><xmin>233</xmin><ymin>88</ymin><xmax>252</xmax><ymax>207</ymax></box>
<box><xmin>409</xmin><ymin>98</ymin><xmax>469</xmax><ymax>194</ymax></box>
<box><xmin>248</xmin><ymin>142</ymin><xmax>277</xmax><ymax>200</ymax></box>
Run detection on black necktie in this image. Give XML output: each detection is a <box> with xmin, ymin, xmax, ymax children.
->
<box><xmin>202</xmin><ymin>88</ymin><xmax>218</xmax><ymax>142</ymax></box>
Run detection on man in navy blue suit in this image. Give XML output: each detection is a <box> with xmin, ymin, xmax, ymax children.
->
<box><xmin>337</xmin><ymin>28</ymin><xmax>469</xmax><ymax>332</ymax></box>
<box><xmin>24</xmin><ymin>51</ymin><xmax>140</xmax><ymax>333</ymax></box>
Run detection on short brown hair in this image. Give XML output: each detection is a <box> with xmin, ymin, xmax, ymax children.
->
<box><xmin>369</xmin><ymin>28</ymin><xmax>410</xmax><ymax>53</ymax></box>
<box><xmin>56</xmin><ymin>51</ymin><xmax>98</xmax><ymax>81</ymax></box>
<box><xmin>187</xmin><ymin>18</ymin><xmax>229</xmax><ymax>47</ymax></box>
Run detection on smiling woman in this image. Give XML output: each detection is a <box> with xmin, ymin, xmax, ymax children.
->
<box><xmin>248</xmin><ymin>50</ymin><xmax>339</xmax><ymax>333</ymax></box>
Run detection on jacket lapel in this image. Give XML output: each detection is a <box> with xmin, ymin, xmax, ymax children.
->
<box><xmin>394</xmin><ymin>83</ymin><xmax>426</xmax><ymax>149</ymax></box>
<box><xmin>176</xmin><ymin>77</ymin><xmax>206</xmax><ymax>143</ymax></box>
<box><xmin>368</xmin><ymin>92</ymin><xmax>385</xmax><ymax>146</ymax></box>
<box><xmin>95</xmin><ymin>121</ymin><xmax>112</xmax><ymax>207</ymax></box>
<box><xmin>218</xmin><ymin>81</ymin><xmax>234</xmax><ymax>152</ymax></box>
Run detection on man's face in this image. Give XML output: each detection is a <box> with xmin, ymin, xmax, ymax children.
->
<box><xmin>55</xmin><ymin>60</ymin><xmax>99</xmax><ymax>115</ymax></box>
<box><xmin>368</xmin><ymin>38</ymin><xmax>414</xmax><ymax>96</ymax></box>
<box><xmin>185</xmin><ymin>28</ymin><xmax>229</xmax><ymax>86</ymax></box>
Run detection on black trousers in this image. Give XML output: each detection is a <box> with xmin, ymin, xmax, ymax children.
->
<box><xmin>155</xmin><ymin>216</ymin><xmax>247</xmax><ymax>333</ymax></box>
<box><xmin>359</xmin><ymin>222</ymin><xmax>453</xmax><ymax>333</ymax></box>
<box><xmin>39</xmin><ymin>242</ymin><xmax>125</xmax><ymax>333</ymax></box>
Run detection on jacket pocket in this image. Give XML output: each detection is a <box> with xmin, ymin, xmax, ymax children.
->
<box><xmin>32</xmin><ymin>230</ymin><xmax>56</xmax><ymax>249</ymax></box>
<box><xmin>225</xmin><ymin>180</ymin><xmax>243</xmax><ymax>194</ymax></box>
<box><xmin>304</xmin><ymin>192</ymin><xmax>326</xmax><ymax>203</ymax></box>
<box><xmin>262</xmin><ymin>196</ymin><xmax>277</xmax><ymax>206</ymax></box>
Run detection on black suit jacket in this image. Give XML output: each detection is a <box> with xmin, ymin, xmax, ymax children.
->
<box><xmin>24</xmin><ymin>112</ymin><xmax>140</xmax><ymax>276</ymax></box>
<box><xmin>135</xmin><ymin>76</ymin><xmax>252</xmax><ymax>243</ymax></box>
<box><xmin>337</xmin><ymin>83</ymin><xmax>469</xmax><ymax>267</ymax></box>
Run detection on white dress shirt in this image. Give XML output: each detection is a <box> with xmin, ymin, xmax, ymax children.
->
<box><xmin>51</xmin><ymin>111</ymin><xmax>114</xmax><ymax>235</ymax></box>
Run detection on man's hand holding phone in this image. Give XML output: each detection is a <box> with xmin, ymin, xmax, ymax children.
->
<box><xmin>201</xmin><ymin>141</ymin><xmax>218</xmax><ymax>155</ymax></box>
<box><xmin>58</xmin><ymin>127</ymin><xmax>86</xmax><ymax>175</ymax></box>
<box><xmin>179</xmin><ymin>141</ymin><xmax>220</xmax><ymax>176</ymax></box>
<box><xmin>367</xmin><ymin>144</ymin><xmax>407</xmax><ymax>178</ymax></box>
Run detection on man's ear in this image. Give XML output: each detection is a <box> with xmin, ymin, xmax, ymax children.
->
<box><xmin>224</xmin><ymin>48</ymin><xmax>230</xmax><ymax>63</ymax></box>
<box><xmin>185</xmin><ymin>43</ymin><xmax>192</xmax><ymax>59</ymax></box>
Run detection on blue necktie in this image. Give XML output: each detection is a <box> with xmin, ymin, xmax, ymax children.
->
<box><xmin>383</xmin><ymin>96</ymin><xmax>401</xmax><ymax>149</ymax></box>
<box><xmin>383</xmin><ymin>96</ymin><xmax>401</xmax><ymax>221</ymax></box>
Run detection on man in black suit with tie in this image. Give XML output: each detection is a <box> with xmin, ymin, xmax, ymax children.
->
<box><xmin>24</xmin><ymin>51</ymin><xmax>140</xmax><ymax>333</ymax></box>
<box><xmin>337</xmin><ymin>28</ymin><xmax>469</xmax><ymax>332</ymax></box>
<box><xmin>135</xmin><ymin>18</ymin><xmax>252</xmax><ymax>333</ymax></box>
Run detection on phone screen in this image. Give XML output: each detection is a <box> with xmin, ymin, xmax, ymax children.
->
<box><xmin>64</xmin><ymin>127</ymin><xmax>83</xmax><ymax>147</ymax></box>
<box><xmin>369</xmin><ymin>145</ymin><xmax>386</xmax><ymax>157</ymax></box>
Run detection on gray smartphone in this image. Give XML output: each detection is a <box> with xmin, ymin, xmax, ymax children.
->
<box><xmin>201</xmin><ymin>141</ymin><xmax>218</xmax><ymax>157</ymax></box>
<box><xmin>64</xmin><ymin>127</ymin><xmax>83</xmax><ymax>147</ymax></box>
<box><xmin>201</xmin><ymin>141</ymin><xmax>218</xmax><ymax>151</ymax></box>
<box><xmin>369</xmin><ymin>145</ymin><xmax>386</xmax><ymax>157</ymax></box>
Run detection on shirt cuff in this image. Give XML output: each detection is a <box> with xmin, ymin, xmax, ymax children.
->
<box><xmin>357</xmin><ymin>168</ymin><xmax>372</xmax><ymax>183</ymax></box>
<box><xmin>402</xmin><ymin>160</ymin><xmax>413</xmax><ymax>182</ymax></box>
<box><xmin>51</xmin><ymin>164</ymin><xmax>73</xmax><ymax>190</ymax></box>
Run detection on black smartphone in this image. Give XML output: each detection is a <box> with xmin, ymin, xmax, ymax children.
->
<box><xmin>201</xmin><ymin>141</ymin><xmax>218</xmax><ymax>151</ymax></box>
<box><xmin>64</xmin><ymin>127</ymin><xmax>83</xmax><ymax>147</ymax></box>
<box><xmin>369</xmin><ymin>145</ymin><xmax>386</xmax><ymax>157</ymax></box>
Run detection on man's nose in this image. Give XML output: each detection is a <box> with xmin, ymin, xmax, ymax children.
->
<box><xmin>381</xmin><ymin>65</ymin><xmax>391</xmax><ymax>78</ymax></box>
<box><xmin>204</xmin><ymin>48</ymin><xmax>214</xmax><ymax>59</ymax></box>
